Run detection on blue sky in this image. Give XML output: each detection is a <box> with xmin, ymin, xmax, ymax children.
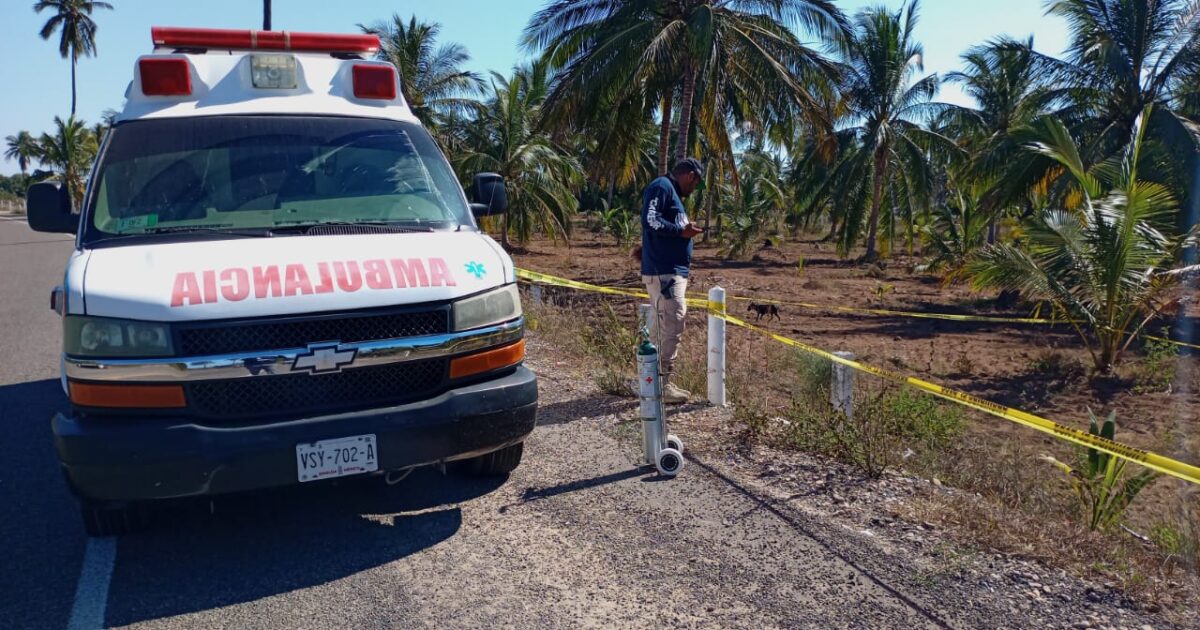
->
<box><xmin>0</xmin><ymin>0</ymin><xmax>1070</xmax><ymax>175</ymax></box>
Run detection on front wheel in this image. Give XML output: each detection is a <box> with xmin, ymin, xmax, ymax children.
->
<box><xmin>464</xmin><ymin>442</ymin><xmax>524</xmax><ymax>476</ymax></box>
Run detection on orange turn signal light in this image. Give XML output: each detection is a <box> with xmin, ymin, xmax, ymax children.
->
<box><xmin>449</xmin><ymin>340</ymin><xmax>526</xmax><ymax>380</ymax></box>
<box><xmin>69</xmin><ymin>382</ymin><xmax>187</xmax><ymax>409</ymax></box>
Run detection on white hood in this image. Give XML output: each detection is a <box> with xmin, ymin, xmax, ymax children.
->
<box><xmin>81</xmin><ymin>231</ymin><xmax>511</xmax><ymax>321</ymax></box>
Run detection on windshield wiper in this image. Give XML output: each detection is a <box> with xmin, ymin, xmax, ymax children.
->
<box><xmin>141</xmin><ymin>226</ymin><xmax>276</xmax><ymax>237</ymax></box>
<box><xmin>270</xmin><ymin>221</ymin><xmax>439</xmax><ymax>235</ymax></box>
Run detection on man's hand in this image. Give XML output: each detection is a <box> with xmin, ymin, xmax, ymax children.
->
<box><xmin>681</xmin><ymin>223</ymin><xmax>704</xmax><ymax>239</ymax></box>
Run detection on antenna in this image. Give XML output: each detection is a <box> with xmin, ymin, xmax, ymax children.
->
<box><xmin>263</xmin><ymin>0</ymin><xmax>272</xmax><ymax>30</ymax></box>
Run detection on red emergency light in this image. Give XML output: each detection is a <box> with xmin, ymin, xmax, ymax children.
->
<box><xmin>151</xmin><ymin>26</ymin><xmax>380</xmax><ymax>54</ymax></box>
<box><xmin>139</xmin><ymin>58</ymin><xmax>192</xmax><ymax>96</ymax></box>
<box><xmin>352</xmin><ymin>64</ymin><xmax>397</xmax><ymax>100</ymax></box>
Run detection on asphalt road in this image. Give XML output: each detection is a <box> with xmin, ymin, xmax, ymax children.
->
<box><xmin>0</xmin><ymin>216</ymin><xmax>1047</xmax><ymax>629</ymax></box>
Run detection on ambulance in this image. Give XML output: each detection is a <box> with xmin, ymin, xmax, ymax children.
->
<box><xmin>26</xmin><ymin>27</ymin><xmax>537</xmax><ymax>536</ymax></box>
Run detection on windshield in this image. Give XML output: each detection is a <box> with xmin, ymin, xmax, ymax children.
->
<box><xmin>83</xmin><ymin>116</ymin><xmax>472</xmax><ymax>245</ymax></box>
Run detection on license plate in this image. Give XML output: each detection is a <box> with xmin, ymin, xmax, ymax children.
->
<box><xmin>296</xmin><ymin>434</ymin><xmax>378</xmax><ymax>482</ymax></box>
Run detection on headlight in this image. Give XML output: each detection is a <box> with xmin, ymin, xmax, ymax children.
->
<box><xmin>453</xmin><ymin>284</ymin><xmax>522</xmax><ymax>331</ymax></box>
<box><xmin>64</xmin><ymin>316</ymin><xmax>173</xmax><ymax>357</ymax></box>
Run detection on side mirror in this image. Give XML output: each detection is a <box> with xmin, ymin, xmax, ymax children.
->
<box><xmin>27</xmin><ymin>181</ymin><xmax>77</xmax><ymax>234</ymax></box>
<box><xmin>469</xmin><ymin>172</ymin><xmax>508</xmax><ymax>217</ymax></box>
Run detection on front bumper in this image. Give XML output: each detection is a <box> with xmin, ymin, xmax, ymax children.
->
<box><xmin>54</xmin><ymin>366</ymin><xmax>538</xmax><ymax>502</ymax></box>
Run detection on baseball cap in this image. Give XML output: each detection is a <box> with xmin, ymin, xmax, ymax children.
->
<box><xmin>674</xmin><ymin>157</ymin><xmax>704</xmax><ymax>177</ymax></box>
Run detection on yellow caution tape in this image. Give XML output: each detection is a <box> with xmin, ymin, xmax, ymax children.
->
<box><xmin>517</xmin><ymin>268</ymin><xmax>709</xmax><ymax>308</ymax></box>
<box><xmin>520</xmin><ymin>267</ymin><xmax>1197</xmax><ymax>351</ymax></box>
<box><xmin>515</xmin><ymin>267</ymin><xmax>1200</xmax><ymax>486</ymax></box>
<box><xmin>717</xmin><ymin>312</ymin><xmax>1200</xmax><ymax>486</ymax></box>
<box><xmin>714</xmin><ymin>293</ymin><xmax>1069</xmax><ymax>325</ymax></box>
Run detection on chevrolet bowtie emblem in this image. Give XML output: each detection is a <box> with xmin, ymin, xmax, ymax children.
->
<box><xmin>291</xmin><ymin>343</ymin><xmax>357</xmax><ymax>374</ymax></box>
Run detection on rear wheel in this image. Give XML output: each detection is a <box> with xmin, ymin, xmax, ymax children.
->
<box><xmin>464</xmin><ymin>442</ymin><xmax>524</xmax><ymax>476</ymax></box>
<box><xmin>80</xmin><ymin>501</ymin><xmax>147</xmax><ymax>537</ymax></box>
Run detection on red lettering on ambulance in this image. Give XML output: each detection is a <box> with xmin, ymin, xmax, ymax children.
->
<box><xmin>390</xmin><ymin>258</ymin><xmax>429</xmax><ymax>288</ymax></box>
<box><xmin>428</xmin><ymin>258</ymin><xmax>456</xmax><ymax>287</ymax></box>
<box><xmin>334</xmin><ymin>261</ymin><xmax>362</xmax><ymax>292</ymax></box>
<box><xmin>253</xmin><ymin>266</ymin><xmax>282</xmax><ymax>298</ymax></box>
<box><xmin>202</xmin><ymin>270</ymin><xmax>218</xmax><ymax>304</ymax></box>
<box><xmin>363</xmin><ymin>259</ymin><xmax>392</xmax><ymax>290</ymax></box>
<box><xmin>220</xmin><ymin>268</ymin><xmax>250</xmax><ymax>301</ymax></box>
<box><xmin>170</xmin><ymin>272</ymin><xmax>203</xmax><ymax>307</ymax></box>
<box><xmin>314</xmin><ymin>262</ymin><xmax>335</xmax><ymax>294</ymax></box>
<box><xmin>283</xmin><ymin>264</ymin><xmax>314</xmax><ymax>296</ymax></box>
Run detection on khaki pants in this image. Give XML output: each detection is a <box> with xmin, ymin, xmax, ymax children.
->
<box><xmin>643</xmin><ymin>274</ymin><xmax>688</xmax><ymax>377</ymax></box>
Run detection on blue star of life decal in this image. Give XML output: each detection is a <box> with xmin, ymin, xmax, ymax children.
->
<box><xmin>465</xmin><ymin>261</ymin><xmax>487</xmax><ymax>279</ymax></box>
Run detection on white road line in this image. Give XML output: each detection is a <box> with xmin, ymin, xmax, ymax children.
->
<box><xmin>67</xmin><ymin>537</ymin><xmax>117</xmax><ymax>630</ymax></box>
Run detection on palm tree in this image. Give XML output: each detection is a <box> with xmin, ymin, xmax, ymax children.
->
<box><xmin>34</xmin><ymin>0</ymin><xmax>114</xmax><ymax>117</ymax></box>
<box><xmin>969</xmin><ymin>108</ymin><xmax>1198</xmax><ymax>373</ymax></box>
<box><xmin>1030</xmin><ymin>0</ymin><xmax>1200</xmax><ymax>200</ymax></box>
<box><xmin>832</xmin><ymin>0</ymin><xmax>950</xmax><ymax>261</ymax></box>
<box><xmin>360</xmin><ymin>15</ymin><xmax>483</xmax><ymax>136</ymax></box>
<box><xmin>718</xmin><ymin>149</ymin><xmax>788</xmax><ymax>259</ymax></box>
<box><xmin>937</xmin><ymin>37</ymin><xmax>1059</xmax><ymax>240</ymax></box>
<box><xmin>524</xmin><ymin>0</ymin><xmax>846</xmax><ymax>175</ymax></box>
<box><xmin>4</xmin><ymin>131</ymin><xmax>40</xmax><ymax>176</ymax></box>
<box><xmin>36</xmin><ymin>116</ymin><xmax>98</xmax><ymax>208</ymax></box>
<box><xmin>458</xmin><ymin>62</ymin><xmax>584</xmax><ymax>248</ymax></box>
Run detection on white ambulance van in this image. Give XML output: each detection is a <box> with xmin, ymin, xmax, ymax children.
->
<box><xmin>26</xmin><ymin>27</ymin><xmax>537</xmax><ymax>536</ymax></box>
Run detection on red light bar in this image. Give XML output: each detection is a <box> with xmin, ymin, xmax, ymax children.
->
<box><xmin>139</xmin><ymin>58</ymin><xmax>192</xmax><ymax>96</ymax></box>
<box><xmin>151</xmin><ymin>26</ymin><xmax>380</xmax><ymax>54</ymax></box>
<box><xmin>352</xmin><ymin>64</ymin><xmax>397</xmax><ymax>100</ymax></box>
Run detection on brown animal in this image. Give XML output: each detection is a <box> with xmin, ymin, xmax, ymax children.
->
<box><xmin>747</xmin><ymin>302</ymin><xmax>781</xmax><ymax>321</ymax></box>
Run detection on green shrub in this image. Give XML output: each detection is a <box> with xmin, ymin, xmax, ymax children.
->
<box><xmin>781</xmin><ymin>386</ymin><xmax>964</xmax><ymax>478</ymax></box>
<box><xmin>1134</xmin><ymin>329</ymin><xmax>1179</xmax><ymax>393</ymax></box>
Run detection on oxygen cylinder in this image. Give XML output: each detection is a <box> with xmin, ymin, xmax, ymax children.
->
<box><xmin>637</xmin><ymin>328</ymin><xmax>663</xmax><ymax>466</ymax></box>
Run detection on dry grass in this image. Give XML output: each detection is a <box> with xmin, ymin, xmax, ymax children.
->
<box><xmin>522</xmin><ymin>290</ymin><xmax>1200</xmax><ymax>615</ymax></box>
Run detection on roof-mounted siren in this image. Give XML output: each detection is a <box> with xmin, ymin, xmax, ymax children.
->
<box><xmin>150</xmin><ymin>26</ymin><xmax>380</xmax><ymax>54</ymax></box>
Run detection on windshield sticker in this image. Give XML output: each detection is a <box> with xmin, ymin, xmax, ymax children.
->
<box><xmin>115</xmin><ymin>214</ymin><xmax>159</xmax><ymax>231</ymax></box>
<box><xmin>170</xmin><ymin>257</ymin><xmax>457</xmax><ymax>307</ymax></box>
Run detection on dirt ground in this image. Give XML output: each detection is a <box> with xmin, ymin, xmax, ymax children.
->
<box><xmin>513</xmin><ymin>226</ymin><xmax>1200</xmax><ymax>569</ymax></box>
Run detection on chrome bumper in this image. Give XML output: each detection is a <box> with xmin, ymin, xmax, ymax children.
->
<box><xmin>64</xmin><ymin>318</ymin><xmax>524</xmax><ymax>383</ymax></box>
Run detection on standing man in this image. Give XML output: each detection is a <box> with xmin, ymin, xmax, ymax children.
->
<box><xmin>641</xmin><ymin>158</ymin><xmax>705</xmax><ymax>404</ymax></box>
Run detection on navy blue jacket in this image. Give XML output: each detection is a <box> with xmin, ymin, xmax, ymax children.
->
<box><xmin>640</xmin><ymin>176</ymin><xmax>692</xmax><ymax>277</ymax></box>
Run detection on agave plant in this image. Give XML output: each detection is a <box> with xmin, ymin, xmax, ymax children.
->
<box><xmin>969</xmin><ymin>106</ymin><xmax>1198</xmax><ymax>373</ymax></box>
<box><xmin>1041</xmin><ymin>410</ymin><xmax>1161</xmax><ymax>531</ymax></box>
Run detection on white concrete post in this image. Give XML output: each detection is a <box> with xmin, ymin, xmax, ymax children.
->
<box><xmin>831</xmin><ymin>351</ymin><xmax>855</xmax><ymax>419</ymax></box>
<box><xmin>707</xmin><ymin>287</ymin><xmax>727</xmax><ymax>406</ymax></box>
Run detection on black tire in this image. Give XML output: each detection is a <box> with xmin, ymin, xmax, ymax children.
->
<box><xmin>465</xmin><ymin>442</ymin><xmax>524</xmax><ymax>476</ymax></box>
<box><xmin>80</xmin><ymin>501</ymin><xmax>147</xmax><ymax>537</ymax></box>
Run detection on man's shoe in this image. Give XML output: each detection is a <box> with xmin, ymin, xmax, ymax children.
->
<box><xmin>662</xmin><ymin>382</ymin><xmax>691</xmax><ymax>404</ymax></box>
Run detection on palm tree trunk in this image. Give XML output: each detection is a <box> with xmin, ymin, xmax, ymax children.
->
<box><xmin>657</xmin><ymin>93</ymin><xmax>673</xmax><ymax>176</ymax></box>
<box><xmin>702</xmin><ymin>184</ymin><xmax>713</xmax><ymax>242</ymax></box>
<box><xmin>673</xmin><ymin>65</ymin><xmax>698</xmax><ymax>162</ymax></box>
<box><xmin>70</xmin><ymin>56</ymin><xmax>77</xmax><ymax>118</ymax></box>
<box><xmin>864</xmin><ymin>145</ymin><xmax>888</xmax><ymax>262</ymax></box>
<box><xmin>501</xmin><ymin>209</ymin><xmax>510</xmax><ymax>250</ymax></box>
